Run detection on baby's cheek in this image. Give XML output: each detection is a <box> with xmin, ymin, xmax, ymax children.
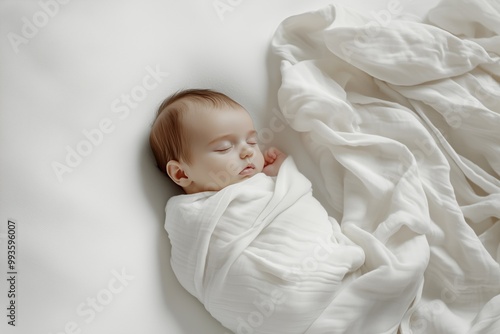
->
<box><xmin>257</xmin><ymin>153</ymin><xmax>266</xmax><ymax>172</ymax></box>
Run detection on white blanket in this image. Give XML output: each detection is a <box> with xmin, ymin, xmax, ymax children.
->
<box><xmin>165</xmin><ymin>157</ymin><xmax>365</xmax><ymax>334</ymax></box>
<box><xmin>271</xmin><ymin>0</ymin><xmax>500</xmax><ymax>333</ymax></box>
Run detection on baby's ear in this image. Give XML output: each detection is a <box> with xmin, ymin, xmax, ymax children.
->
<box><xmin>166</xmin><ymin>160</ymin><xmax>191</xmax><ymax>188</ymax></box>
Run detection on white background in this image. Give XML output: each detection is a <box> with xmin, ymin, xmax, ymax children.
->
<box><xmin>0</xmin><ymin>1</ymin><xmax>437</xmax><ymax>333</ymax></box>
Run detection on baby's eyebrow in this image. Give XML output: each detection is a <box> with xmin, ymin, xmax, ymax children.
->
<box><xmin>207</xmin><ymin>134</ymin><xmax>232</xmax><ymax>146</ymax></box>
<box><xmin>208</xmin><ymin>132</ymin><xmax>246</xmax><ymax>146</ymax></box>
<box><xmin>207</xmin><ymin>130</ymin><xmax>257</xmax><ymax>146</ymax></box>
<box><xmin>247</xmin><ymin>130</ymin><xmax>257</xmax><ymax>137</ymax></box>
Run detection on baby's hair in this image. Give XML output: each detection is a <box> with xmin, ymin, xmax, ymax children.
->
<box><xmin>149</xmin><ymin>88</ymin><xmax>243</xmax><ymax>175</ymax></box>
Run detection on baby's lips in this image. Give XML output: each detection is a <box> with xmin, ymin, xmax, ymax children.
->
<box><xmin>239</xmin><ymin>163</ymin><xmax>256</xmax><ymax>175</ymax></box>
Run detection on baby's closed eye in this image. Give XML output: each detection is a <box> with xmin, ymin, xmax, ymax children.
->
<box><xmin>214</xmin><ymin>145</ymin><xmax>232</xmax><ymax>152</ymax></box>
<box><xmin>247</xmin><ymin>136</ymin><xmax>258</xmax><ymax>145</ymax></box>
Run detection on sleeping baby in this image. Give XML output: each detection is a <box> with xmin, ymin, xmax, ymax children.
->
<box><xmin>149</xmin><ymin>89</ymin><xmax>365</xmax><ymax>334</ymax></box>
<box><xmin>149</xmin><ymin>88</ymin><xmax>288</xmax><ymax>193</ymax></box>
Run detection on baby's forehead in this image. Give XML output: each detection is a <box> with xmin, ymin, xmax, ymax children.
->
<box><xmin>182</xmin><ymin>102</ymin><xmax>254</xmax><ymax>136</ymax></box>
<box><xmin>181</xmin><ymin>99</ymin><xmax>248</xmax><ymax>120</ymax></box>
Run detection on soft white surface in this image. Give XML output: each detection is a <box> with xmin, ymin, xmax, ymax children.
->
<box><xmin>0</xmin><ymin>0</ymin><xmax>447</xmax><ymax>334</ymax></box>
<box><xmin>273</xmin><ymin>0</ymin><xmax>500</xmax><ymax>332</ymax></box>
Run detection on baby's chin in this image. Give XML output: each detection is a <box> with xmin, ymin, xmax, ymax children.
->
<box><xmin>201</xmin><ymin>172</ymin><xmax>262</xmax><ymax>192</ymax></box>
<box><xmin>231</xmin><ymin>171</ymin><xmax>262</xmax><ymax>185</ymax></box>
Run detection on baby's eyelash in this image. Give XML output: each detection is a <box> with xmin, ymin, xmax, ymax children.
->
<box><xmin>247</xmin><ymin>137</ymin><xmax>258</xmax><ymax>145</ymax></box>
<box><xmin>215</xmin><ymin>146</ymin><xmax>231</xmax><ymax>152</ymax></box>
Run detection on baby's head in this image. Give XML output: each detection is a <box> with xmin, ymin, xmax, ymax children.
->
<box><xmin>150</xmin><ymin>89</ymin><xmax>265</xmax><ymax>194</ymax></box>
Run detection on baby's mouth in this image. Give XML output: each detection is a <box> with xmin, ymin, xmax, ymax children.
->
<box><xmin>239</xmin><ymin>163</ymin><xmax>255</xmax><ymax>175</ymax></box>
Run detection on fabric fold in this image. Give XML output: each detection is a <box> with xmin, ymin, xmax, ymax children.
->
<box><xmin>272</xmin><ymin>0</ymin><xmax>500</xmax><ymax>332</ymax></box>
<box><xmin>165</xmin><ymin>1</ymin><xmax>499</xmax><ymax>333</ymax></box>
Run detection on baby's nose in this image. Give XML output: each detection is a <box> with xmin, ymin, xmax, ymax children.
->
<box><xmin>240</xmin><ymin>145</ymin><xmax>254</xmax><ymax>159</ymax></box>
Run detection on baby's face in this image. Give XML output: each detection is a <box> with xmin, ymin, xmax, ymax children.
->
<box><xmin>180</xmin><ymin>104</ymin><xmax>265</xmax><ymax>193</ymax></box>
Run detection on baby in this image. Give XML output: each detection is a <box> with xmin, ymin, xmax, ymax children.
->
<box><xmin>149</xmin><ymin>89</ymin><xmax>364</xmax><ymax>334</ymax></box>
<box><xmin>149</xmin><ymin>88</ymin><xmax>287</xmax><ymax>193</ymax></box>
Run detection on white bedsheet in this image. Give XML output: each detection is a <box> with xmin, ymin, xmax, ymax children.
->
<box><xmin>0</xmin><ymin>0</ymin><xmax>478</xmax><ymax>333</ymax></box>
<box><xmin>273</xmin><ymin>0</ymin><xmax>500</xmax><ymax>332</ymax></box>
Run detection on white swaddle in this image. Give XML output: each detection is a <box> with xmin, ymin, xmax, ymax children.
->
<box><xmin>164</xmin><ymin>1</ymin><xmax>500</xmax><ymax>332</ymax></box>
<box><xmin>165</xmin><ymin>157</ymin><xmax>364</xmax><ymax>334</ymax></box>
